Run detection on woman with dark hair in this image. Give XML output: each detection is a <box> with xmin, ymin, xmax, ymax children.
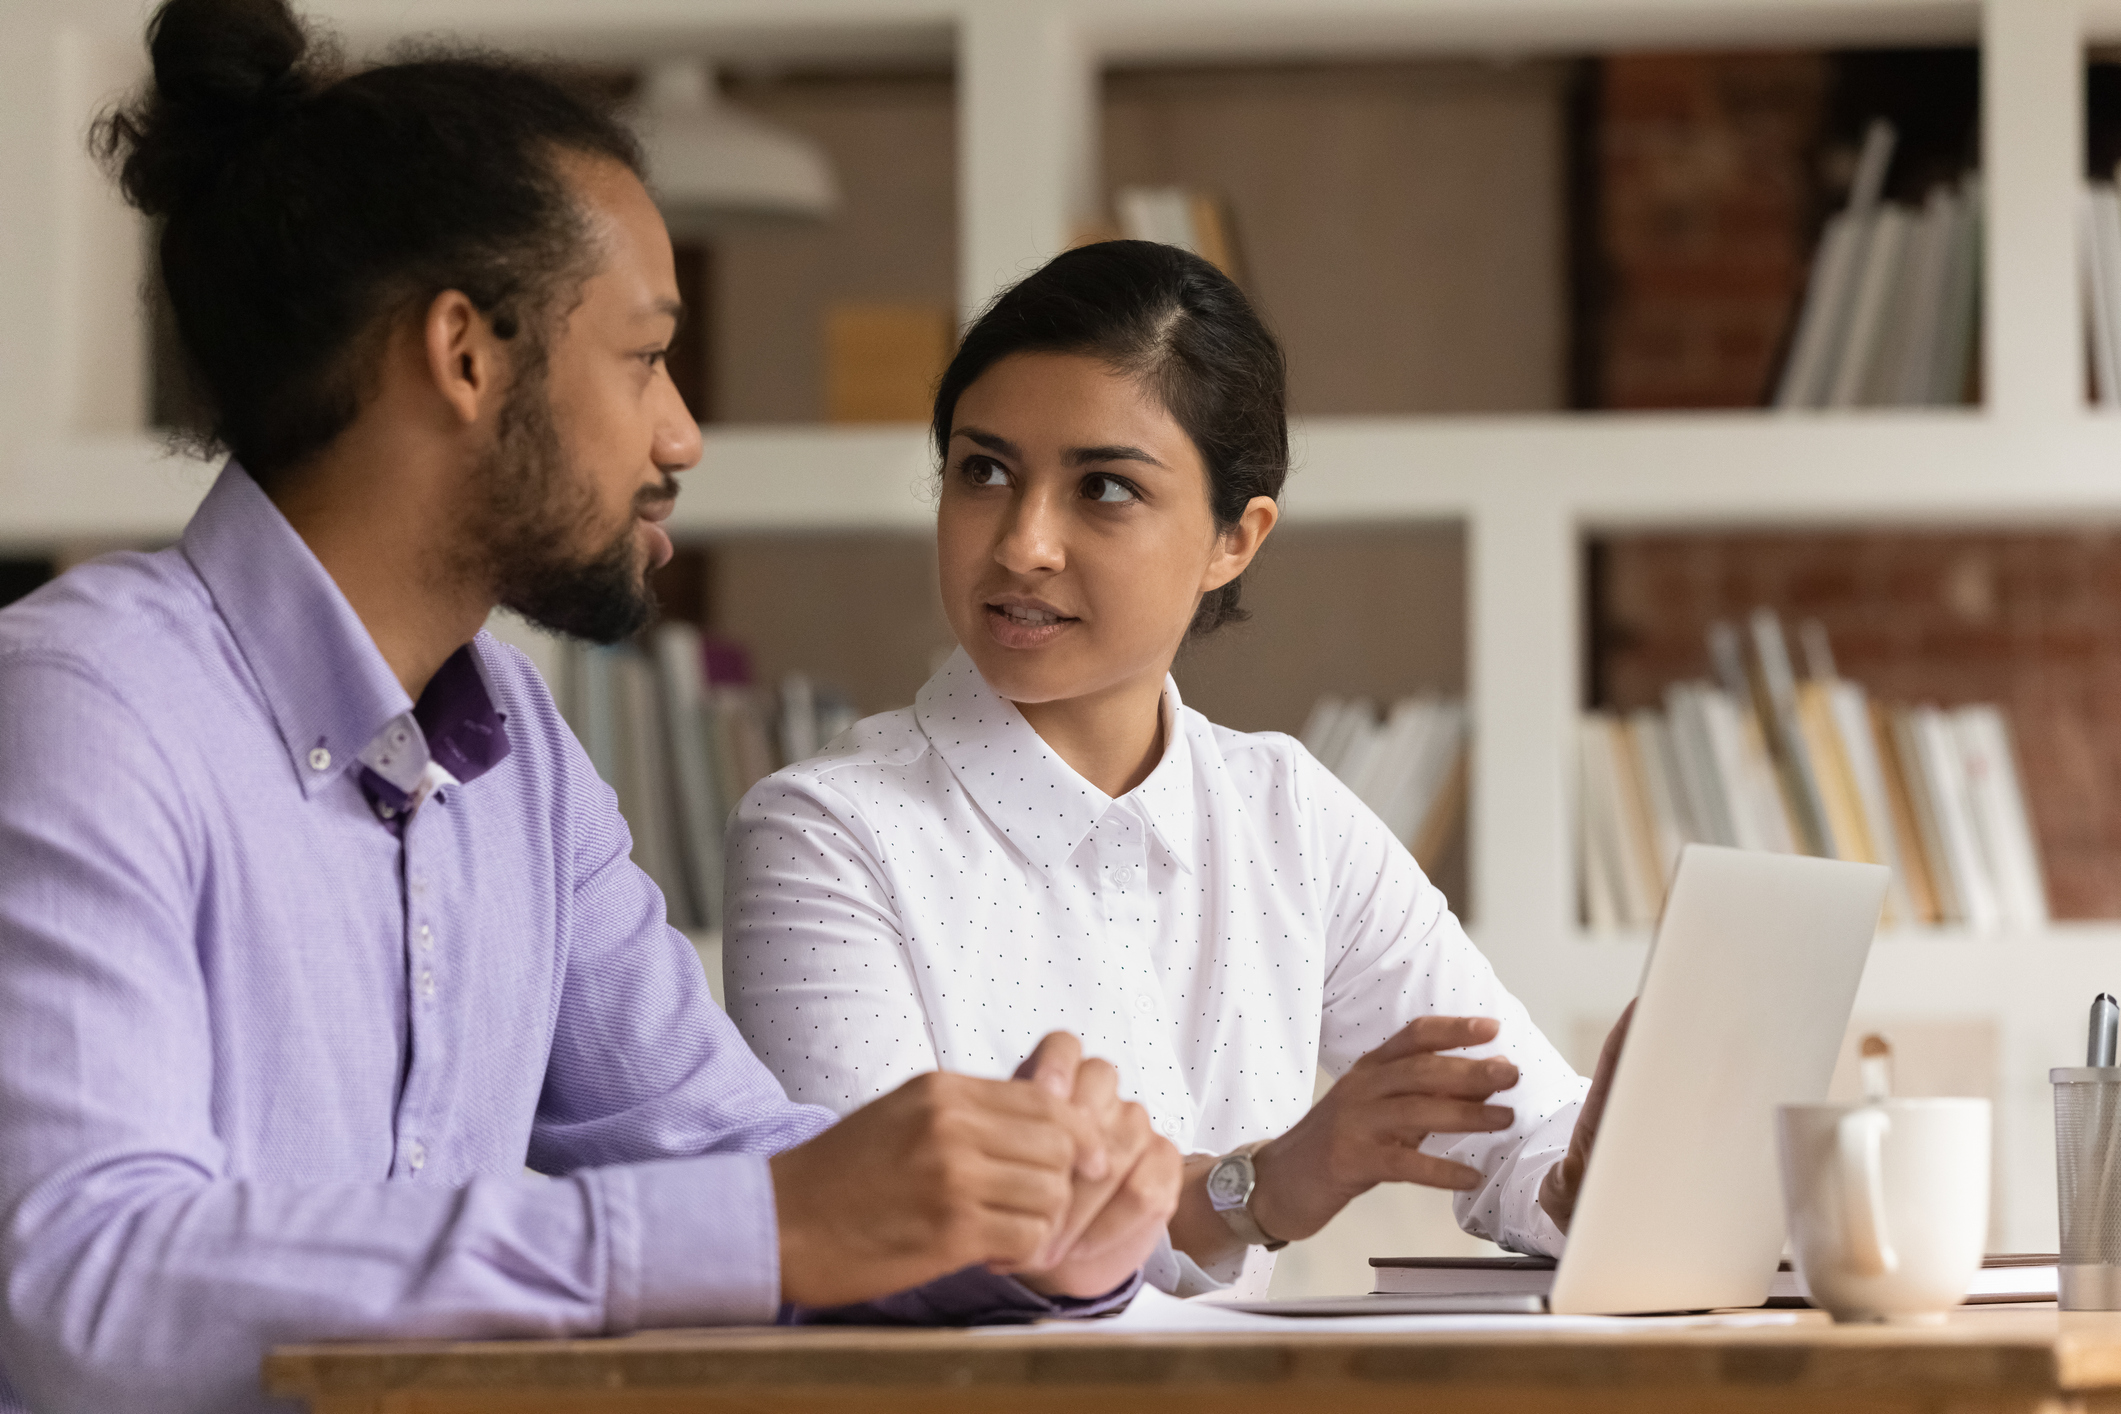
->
<box><xmin>727</xmin><ymin>241</ymin><xmax>1620</xmax><ymax>1295</ymax></box>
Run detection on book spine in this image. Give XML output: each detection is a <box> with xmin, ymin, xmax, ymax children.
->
<box><xmin>653</xmin><ymin>624</ymin><xmax>727</xmax><ymax>934</ymax></box>
<box><xmin>1776</xmin><ymin>213</ymin><xmax>1862</xmax><ymax>409</ymax></box>
<box><xmin>1952</xmin><ymin>705</ymin><xmax>2051</xmax><ymax>929</ymax></box>
<box><xmin>1885</xmin><ymin>186</ymin><xmax>1955</xmax><ymax>407</ymax></box>
<box><xmin>2085</xmin><ymin>185</ymin><xmax>2120</xmax><ymax>405</ymax></box>
<box><xmin>1929</xmin><ymin>176</ymin><xmax>1982</xmax><ymax>405</ymax></box>
<box><xmin>1578</xmin><ymin>716</ymin><xmax>1629</xmax><ymax>932</ymax></box>
<box><xmin>2096</xmin><ymin>187</ymin><xmax>2121</xmax><ymax>408</ymax></box>
<box><xmin>1410</xmin><ymin>735</ymin><xmax>1469</xmax><ymax>874</ymax></box>
<box><xmin>1825</xmin><ymin>679</ymin><xmax>1917</xmax><ymax>927</ymax></box>
<box><xmin>613</xmin><ymin>650</ymin><xmax>696</xmax><ymax>930</ymax></box>
<box><xmin>1795</xmin><ymin>680</ymin><xmax>1874</xmax><ymax>863</ymax></box>
<box><xmin>1665</xmin><ymin>684</ymin><xmax>1740</xmax><ymax>847</ymax></box>
<box><xmin>1397</xmin><ymin>702</ymin><xmax>1466</xmax><ymax>853</ymax></box>
<box><xmin>1606</xmin><ymin>715</ymin><xmax>1668</xmax><ymax>919</ymax></box>
<box><xmin>1826</xmin><ymin>205</ymin><xmax>1910</xmax><ymax>409</ymax></box>
<box><xmin>1627</xmin><ymin>709</ymin><xmax>1692</xmax><ymax>887</ymax></box>
<box><xmin>1912</xmin><ymin>705</ymin><xmax>2000</xmax><ymax>931</ymax></box>
<box><xmin>1746</xmin><ymin>610</ymin><xmax>1836</xmax><ymax>857</ymax></box>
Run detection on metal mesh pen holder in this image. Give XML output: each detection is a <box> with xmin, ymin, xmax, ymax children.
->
<box><xmin>2054</xmin><ymin>1068</ymin><xmax>2121</xmax><ymax>1308</ymax></box>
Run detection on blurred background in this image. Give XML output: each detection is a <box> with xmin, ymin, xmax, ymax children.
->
<box><xmin>5</xmin><ymin>0</ymin><xmax>2120</xmax><ymax>1299</ymax></box>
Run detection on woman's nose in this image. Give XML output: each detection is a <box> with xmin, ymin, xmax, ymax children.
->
<box><xmin>994</xmin><ymin>489</ymin><xmax>1066</xmax><ymax>574</ymax></box>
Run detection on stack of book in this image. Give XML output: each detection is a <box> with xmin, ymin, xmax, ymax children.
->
<box><xmin>1580</xmin><ymin>612</ymin><xmax>2047</xmax><ymax>935</ymax></box>
<box><xmin>500</xmin><ymin>619</ymin><xmax>857</xmax><ymax>931</ymax></box>
<box><xmin>1774</xmin><ymin>120</ymin><xmax>1982</xmax><ymax>410</ymax></box>
<box><xmin>2081</xmin><ymin>175</ymin><xmax>2121</xmax><ymax>404</ymax></box>
<box><xmin>1300</xmin><ymin>695</ymin><xmax>1468</xmax><ymax>869</ymax></box>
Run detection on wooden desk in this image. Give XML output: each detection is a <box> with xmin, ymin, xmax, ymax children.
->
<box><xmin>265</xmin><ymin>1306</ymin><xmax>2121</xmax><ymax>1414</ymax></box>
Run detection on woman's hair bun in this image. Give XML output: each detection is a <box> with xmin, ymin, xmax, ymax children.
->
<box><xmin>96</xmin><ymin>0</ymin><xmax>326</xmax><ymax>217</ymax></box>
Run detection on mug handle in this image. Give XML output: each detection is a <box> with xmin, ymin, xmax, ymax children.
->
<box><xmin>1835</xmin><ymin>1106</ymin><xmax>1899</xmax><ymax>1277</ymax></box>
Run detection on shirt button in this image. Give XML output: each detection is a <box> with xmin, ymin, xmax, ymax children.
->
<box><xmin>406</xmin><ymin>1140</ymin><xmax>426</xmax><ymax>1172</ymax></box>
<box><xmin>1132</xmin><ymin>992</ymin><xmax>1155</xmax><ymax>1016</ymax></box>
<box><xmin>417</xmin><ymin>924</ymin><xmax>434</xmax><ymax>951</ymax></box>
<box><xmin>307</xmin><ymin>747</ymin><xmax>332</xmax><ymax>771</ymax></box>
<box><xmin>419</xmin><ymin>968</ymin><xmax>436</xmax><ymax>1000</ymax></box>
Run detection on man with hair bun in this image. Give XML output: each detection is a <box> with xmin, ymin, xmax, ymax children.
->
<box><xmin>0</xmin><ymin>1</ymin><xmax>1179</xmax><ymax>1410</ymax></box>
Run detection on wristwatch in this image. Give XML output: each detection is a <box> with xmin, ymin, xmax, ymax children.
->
<box><xmin>1205</xmin><ymin>1141</ymin><xmax>1289</xmax><ymax>1250</ymax></box>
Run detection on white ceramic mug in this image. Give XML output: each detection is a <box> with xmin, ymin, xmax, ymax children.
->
<box><xmin>1775</xmin><ymin>1098</ymin><xmax>1990</xmax><ymax>1324</ymax></box>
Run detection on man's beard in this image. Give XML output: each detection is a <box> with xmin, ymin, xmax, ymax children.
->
<box><xmin>477</xmin><ymin>368</ymin><xmax>659</xmax><ymax>646</ymax></box>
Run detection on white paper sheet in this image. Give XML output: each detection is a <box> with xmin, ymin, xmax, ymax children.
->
<box><xmin>982</xmin><ymin>1286</ymin><xmax>1803</xmax><ymax>1336</ymax></box>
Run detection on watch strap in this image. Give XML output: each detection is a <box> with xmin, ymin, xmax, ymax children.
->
<box><xmin>1213</xmin><ymin>1142</ymin><xmax>1289</xmax><ymax>1252</ymax></box>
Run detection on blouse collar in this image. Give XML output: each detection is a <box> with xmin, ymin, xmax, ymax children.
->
<box><xmin>914</xmin><ymin>648</ymin><xmax>1198</xmax><ymax>874</ymax></box>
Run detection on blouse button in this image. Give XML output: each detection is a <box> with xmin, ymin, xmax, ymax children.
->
<box><xmin>307</xmin><ymin>747</ymin><xmax>332</xmax><ymax>772</ymax></box>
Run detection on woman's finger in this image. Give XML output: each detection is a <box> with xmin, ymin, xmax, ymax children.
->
<box><xmin>1363</xmin><ymin>1051</ymin><xmax>1519</xmax><ymax>1101</ymax></box>
<box><xmin>1371</xmin><ymin>1146</ymin><xmax>1486</xmax><ymax>1192</ymax></box>
<box><xmin>1371</xmin><ymin>1098</ymin><xmax>1516</xmax><ymax>1145</ymax></box>
<box><xmin>1365</xmin><ymin>1014</ymin><xmax>1501</xmax><ymax>1064</ymax></box>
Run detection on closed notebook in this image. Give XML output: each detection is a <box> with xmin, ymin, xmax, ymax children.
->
<box><xmin>1370</xmin><ymin>1254</ymin><xmax>2059</xmax><ymax>1307</ymax></box>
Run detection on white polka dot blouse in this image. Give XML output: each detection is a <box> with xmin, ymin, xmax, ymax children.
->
<box><xmin>724</xmin><ymin>648</ymin><xmax>1589</xmax><ymax>1263</ymax></box>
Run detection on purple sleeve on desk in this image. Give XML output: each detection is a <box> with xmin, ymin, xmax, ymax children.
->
<box><xmin>787</xmin><ymin>1266</ymin><xmax>1143</xmax><ymax>1326</ymax></box>
<box><xmin>604</xmin><ymin>1154</ymin><xmax>782</xmax><ymax>1330</ymax></box>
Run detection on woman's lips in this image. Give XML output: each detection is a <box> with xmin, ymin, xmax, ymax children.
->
<box><xmin>984</xmin><ymin>600</ymin><xmax>1077</xmax><ymax>650</ymax></box>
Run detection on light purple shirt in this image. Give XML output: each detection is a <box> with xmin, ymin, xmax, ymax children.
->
<box><xmin>0</xmin><ymin>464</ymin><xmax>1116</xmax><ymax>1414</ymax></box>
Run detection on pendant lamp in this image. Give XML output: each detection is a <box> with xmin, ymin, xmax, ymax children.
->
<box><xmin>629</xmin><ymin>60</ymin><xmax>839</xmax><ymax>236</ymax></box>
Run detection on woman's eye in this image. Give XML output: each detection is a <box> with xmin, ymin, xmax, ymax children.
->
<box><xmin>1083</xmin><ymin>474</ymin><xmax>1139</xmax><ymax>504</ymax></box>
<box><xmin>962</xmin><ymin>458</ymin><xmax>1009</xmax><ymax>488</ymax></box>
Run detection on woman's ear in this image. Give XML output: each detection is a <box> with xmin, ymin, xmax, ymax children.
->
<box><xmin>1200</xmin><ymin>495</ymin><xmax>1280</xmax><ymax>593</ymax></box>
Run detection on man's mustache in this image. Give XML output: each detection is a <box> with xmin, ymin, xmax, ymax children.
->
<box><xmin>634</xmin><ymin>475</ymin><xmax>679</xmax><ymax>515</ymax></box>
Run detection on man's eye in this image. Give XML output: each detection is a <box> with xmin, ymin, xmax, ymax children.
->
<box><xmin>1084</xmin><ymin>474</ymin><xmax>1138</xmax><ymax>504</ymax></box>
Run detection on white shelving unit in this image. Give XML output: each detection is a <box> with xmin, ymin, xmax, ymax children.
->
<box><xmin>5</xmin><ymin>0</ymin><xmax>2116</xmax><ymax>1258</ymax></box>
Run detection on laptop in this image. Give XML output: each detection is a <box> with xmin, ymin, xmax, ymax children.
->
<box><xmin>1232</xmin><ymin>844</ymin><xmax>1889</xmax><ymax>1317</ymax></box>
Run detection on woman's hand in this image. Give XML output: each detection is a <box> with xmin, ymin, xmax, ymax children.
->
<box><xmin>1536</xmin><ymin>1001</ymin><xmax>1634</xmax><ymax>1232</ymax></box>
<box><xmin>1246</xmin><ymin>1015</ymin><xmax>1520</xmax><ymax>1246</ymax></box>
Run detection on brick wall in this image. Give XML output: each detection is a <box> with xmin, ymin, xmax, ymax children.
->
<box><xmin>1592</xmin><ymin>53</ymin><xmax>1826</xmax><ymax>409</ymax></box>
<box><xmin>1595</xmin><ymin>532</ymin><xmax>2121</xmax><ymax>918</ymax></box>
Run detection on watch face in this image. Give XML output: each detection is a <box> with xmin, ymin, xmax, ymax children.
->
<box><xmin>1206</xmin><ymin>1155</ymin><xmax>1252</xmax><ymax>1209</ymax></box>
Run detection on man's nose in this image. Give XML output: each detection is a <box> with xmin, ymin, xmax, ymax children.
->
<box><xmin>655</xmin><ymin>379</ymin><xmax>703</xmax><ymax>474</ymax></box>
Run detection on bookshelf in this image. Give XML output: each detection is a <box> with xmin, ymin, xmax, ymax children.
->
<box><xmin>3</xmin><ymin>0</ymin><xmax>2113</xmax><ymax>1278</ymax></box>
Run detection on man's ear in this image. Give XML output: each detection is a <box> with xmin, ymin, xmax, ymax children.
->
<box><xmin>1200</xmin><ymin>495</ymin><xmax>1280</xmax><ymax>593</ymax></box>
<box><xmin>421</xmin><ymin>289</ymin><xmax>503</xmax><ymax>427</ymax></box>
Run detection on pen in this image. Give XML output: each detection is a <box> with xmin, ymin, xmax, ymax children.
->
<box><xmin>2090</xmin><ymin>993</ymin><xmax>2119</xmax><ymax>1068</ymax></box>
